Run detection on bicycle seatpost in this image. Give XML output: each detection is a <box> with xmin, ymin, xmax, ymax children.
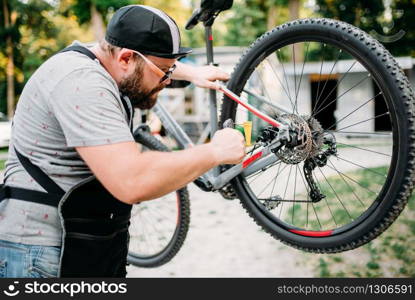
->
<box><xmin>205</xmin><ymin>24</ymin><xmax>221</xmax><ymax>177</ymax></box>
<box><xmin>205</xmin><ymin>25</ymin><xmax>218</xmax><ymax>132</ymax></box>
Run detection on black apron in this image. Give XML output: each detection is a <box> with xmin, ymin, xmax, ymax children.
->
<box><xmin>0</xmin><ymin>45</ymin><xmax>134</xmax><ymax>277</ymax></box>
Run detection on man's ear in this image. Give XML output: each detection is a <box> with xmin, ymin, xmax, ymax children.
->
<box><xmin>117</xmin><ymin>49</ymin><xmax>135</xmax><ymax>71</ymax></box>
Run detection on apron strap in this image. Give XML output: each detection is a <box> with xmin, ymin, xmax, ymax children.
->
<box><xmin>15</xmin><ymin>148</ymin><xmax>65</xmax><ymax>196</ymax></box>
<box><xmin>0</xmin><ymin>184</ymin><xmax>60</xmax><ymax>207</ymax></box>
<box><xmin>120</xmin><ymin>94</ymin><xmax>134</xmax><ymax>132</ymax></box>
<box><xmin>60</xmin><ymin>45</ymin><xmax>99</xmax><ymax>61</ymax></box>
<box><xmin>59</xmin><ymin>45</ymin><xmax>134</xmax><ymax>132</ymax></box>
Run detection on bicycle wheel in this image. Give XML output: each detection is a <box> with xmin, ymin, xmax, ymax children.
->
<box><xmin>220</xmin><ymin>18</ymin><xmax>415</xmax><ymax>253</ymax></box>
<box><xmin>127</xmin><ymin>129</ymin><xmax>190</xmax><ymax>267</ymax></box>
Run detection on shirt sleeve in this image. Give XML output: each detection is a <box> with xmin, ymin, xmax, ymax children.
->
<box><xmin>49</xmin><ymin>68</ymin><xmax>134</xmax><ymax>147</ymax></box>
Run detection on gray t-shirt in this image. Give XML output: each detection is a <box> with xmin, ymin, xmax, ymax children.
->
<box><xmin>0</xmin><ymin>41</ymin><xmax>134</xmax><ymax>246</ymax></box>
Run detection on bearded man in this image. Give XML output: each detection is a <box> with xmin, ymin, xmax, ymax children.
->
<box><xmin>0</xmin><ymin>5</ymin><xmax>245</xmax><ymax>278</ymax></box>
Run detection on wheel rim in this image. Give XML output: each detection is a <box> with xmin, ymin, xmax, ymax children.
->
<box><xmin>128</xmin><ymin>191</ymin><xmax>182</xmax><ymax>259</ymax></box>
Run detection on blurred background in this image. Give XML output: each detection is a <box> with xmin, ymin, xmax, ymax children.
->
<box><xmin>0</xmin><ymin>0</ymin><xmax>414</xmax><ymax>277</ymax></box>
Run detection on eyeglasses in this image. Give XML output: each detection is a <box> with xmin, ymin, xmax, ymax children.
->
<box><xmin>132</xmin><ymin>50</ymin><xmax>176</xmax><ymax>83</ymax></box>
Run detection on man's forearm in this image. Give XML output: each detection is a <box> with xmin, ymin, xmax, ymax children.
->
<box><xmin>127</xmin><ymin>143</ymin><xmax>218</xmax><ymax>203</ymax></box>
<box><xmin>171</xmin><ymin>61</ymin><xmax>196</xmax><ymax>82</ymax></box>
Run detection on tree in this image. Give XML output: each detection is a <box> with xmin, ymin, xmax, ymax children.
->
<box><xmin>2</xmin><ymin>0</ymin><xmax>17</xmax><ymax>119</ymax></box>
<box><xmin>224</xmin><ymin>0</ymin><xmax>268</xmax><ymax>46</ymax></box>
<box><xmin>386</xmin><ymin>0</ymin><xmax>415</xmax><ymax>57</ymax></box>
<box><xmin>67</xmin><ymin>0</ymin><xmax>133</xmax><ymax>41</ymax></box>
<box><xmin>0</xmin><ymin>0</ymin><xmax>95</xmax><ymax>117</ymax></box>
<box><xmin>315</xmin><ymin>0</ymin><xmax>414</xmax><ymax>57</ymax></box>
<box><xmin>0</xmin><ymin>0</ymin><xmax>55</xmax><ymax>118</ymax></box>
<box><xmin>224</xmin><ymin>0</ymin><xmax>309</xmax><ymax>47</ymax></box>
<box><xmin>316</xmin><ymin>0</ymin><xmax>385</xmax><ymax>31</ymax></box>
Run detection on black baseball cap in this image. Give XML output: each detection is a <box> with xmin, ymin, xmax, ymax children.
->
<box><xmin>105</xmin><ymin>5</ymin><xmax>192</xmax><ymax>59</ymax></box>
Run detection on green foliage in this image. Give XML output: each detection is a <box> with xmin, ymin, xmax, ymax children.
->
<box><xmin>386</xmin><ymin>0</ymin><xmax>415</xmax><ymax>57</ymax></box>
<box><xmin>224</xmin><ymin>0</ymin><xmax>268</xmax><ymax>46</ymax></box>
<box><xmin>316</xmin><ymin>0</ymin><xmax>384</xmax><ymax>30</ymax></box>
<box><xmin>318</xmin><ymin>258</ymin><xmax>331</xmax><ymax>277</ymax></box>
<box><xmin>316</xmin><ymin>0</ymin><xmax>414</xmax><ymax>57</ymax></box>
<box><xmin>0</xmin><ymin>0</ymin><xmax>23</xmax><ymax>49</ymax></box>
<box><xmin>68</xmin><ymin>0</ymin><xmax>134</xmax><ymax>25</ymax></box>
<box><xmin>0</xmin><ymin>0</ymin><xmax>57</xmax><ymax>114</ymax></box>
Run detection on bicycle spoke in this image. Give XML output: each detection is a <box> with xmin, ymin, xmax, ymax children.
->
<box><xmin>283</xmin><ymin>165</ymin><xmax>293</xmax><ymax>200</ymax></box>
<box><xmin>292</xmin><ymin>44</ymin><xmax>297</xmax><ymax>114</ymax></box>
<box><xmin>336</xmin><ymin>142</ymin><xmax>391</xmax><ymax>157</ymax></box>
<box><xmin>276</xmin><ymin>49</ymin><xmax>295</xmax><ymax>112</ymax></box>
<box><xmin>313</xmin><ymin>167</ymin><xmax>339</xmax><ymax>226</ymax></box>
<box><xmin>135</xmin><ymin>209</ymin><xmax>156</xmax><ymax>254</ymax></box>
<box><xmin>312</xmin><ymin>43</ymin><xmax>326</xmax><ymax>114</ymax></box>
<box><xmin>131</xmin><ymin>195</ymin><xmax>178</xmax><ymax>256</ymax></box>
<box><xmin>335</xmin><ymin>155</ymin><xmax>388</xmax><ymax>178</ymax></box>
<box><xmin>294</xmin><ymin>42</ymin><xmax>310</xmax><ymax>113</ymax></box>
<box><xmin>257</xmin><ymin>164</ymin><xmax>289</xmax><ymax>197</ymax></box>
<box><xmin>311</xmin><ymin>202</ymin><xmax>323</xmax><ymax>230</ymax></box>
<box><xmin>247</xmin><ymin>161</ymin><xmax>285</xmax><ymax>185</ymax></box>
<box><xmin>140</xmin><ymin>211</ymin><xmax>166</xmax><ymax>242</ymax></box>
<box><xmin>295</xmin><ymin>162</ymin><xmax>321</xmax><ymax>229</ymax></box>
<box><xmin>269</xmin><ymin>162</ymin><xmax>282</xmax><ymax>200</ymax></box>
<box><xmin>295</xmin><ymin>164</ymin><xmax>307</xmax><ymax>227</ymax></box>
<box><xmin>324</xmin><ymin>163</ymin><xmax>379</xmax><ymax>195</ymax></box>
<box><xmin>330</xmin><ymin>130</ymin><xmax>392</xmax><ymax>136</ymax></box>
<box><xmin>292</xmin><ymin>165</ymin><xmax>298</xmax><ymax>224</ymax></box>
<box><xmin>313</xmin><ymin>60</ymin><xmax>358</xmax><ymax>117</ymax></box>
<box><xmin>255</xmin><ymin>69</ymin><xmax>276</xmax><ymax>112</ymax></box>
<box><xmin>335</xmin><ymin>111</ymin><xmax>390</xmax><ymax>132</ymax></box>
<box><xmin>259</xmin><ymin>198</ymin><xmax>312</xmax><ymax>203</ymax></box>
<box><xmin>144</xmin><ymin>204</ymin><xmax>176</xmax><ymax>228</ymax></box>
<box><xmin>327</xmin><ymin>91</ymin><xmax>382</xmax><ymax>131</ymax></box>
<box><xmin>139</xmin><ymin>211</ymin><xmax>166</xmax><ymax>250</ymax></box>
<box><xmin>296</xmin><ymin>164</ymin><xmax>323</xmax><ymax>230</ymax></box>
<box><xmin>328</xmin><ymin>160</ymin><xmax>366</xmax><ymax>208</ymax></box>
<box><xmin>313</xmin><ymin>48</ymin><xmax>342</xmax><ymax>111</ymax></box>
<box><xmin>312</xmin><ymin>74</ymin><xmax>371</xmax><ymax>118</ymax></box>
<box><xmin>247</xmin><ymin>170</ymin><xmax>266</xmax><ymax>185</ymax></box>
<box><xmin>279</xmin><ymin>165</ymin><xmax>293</xmax><ymax>219</ymax></box>
<box><xmin>264</xmin><ymin>56</ymin><xmax>293</xmax><ymax>108</ymax></box>
<box><xmin>133</xmin><ymin>209</ymin><xmax>150</xmax><ymax>254</ymax></box>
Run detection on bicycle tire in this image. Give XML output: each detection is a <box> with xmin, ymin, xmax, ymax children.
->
<box><xmin>127</xmin><ymin>130</ymin><xmax>190</xmax><ymax>267</ymax></box>
<box><xmin>220</xmin><ymin>18</ymin><xmax>415</xmax><ymax>253</ymax></box>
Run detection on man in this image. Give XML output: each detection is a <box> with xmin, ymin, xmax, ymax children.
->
<box><xmin>0</xmin><ymin>5</ymin><xmax>245</xmax><ymax>278</ymax></box>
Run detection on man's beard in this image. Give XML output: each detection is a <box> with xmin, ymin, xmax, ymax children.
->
<box><xmin>119</xmin><ymin>63</ymin><xmax>166</xmax><ymax>110</ymax></box>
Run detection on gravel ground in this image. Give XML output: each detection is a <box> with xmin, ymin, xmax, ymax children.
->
<box><xmin>126</xmin><ymin>182</ymin><xmax>314</xmax><ymax>278</ymax></box>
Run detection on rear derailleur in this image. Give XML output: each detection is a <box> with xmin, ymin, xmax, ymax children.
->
<box><xmin>258</xmin><ymin>121</ymin><xmax>338</xmax><ymax>205</ymax></box>
<box><xmin>303</xmin><ymin>133</ymin><xmax>337</xmax><ymax>202</ymax></box>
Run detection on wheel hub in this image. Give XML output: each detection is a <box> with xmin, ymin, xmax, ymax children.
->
<box><xmin>274</xmin><ymin>114</ymin><xmax>325</xmax><ymax>164</ymax></box>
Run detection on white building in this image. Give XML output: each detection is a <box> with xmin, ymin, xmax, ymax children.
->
<box><xmin>154</xmin><ymin>47</ymin><xmax>415</xmax><ymax>141</ymax></box>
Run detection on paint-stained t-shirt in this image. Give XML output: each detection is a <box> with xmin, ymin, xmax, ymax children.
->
<box><xmin>0</xmin><ymin>41</ymin><xmax>134</xmax><ymax>246</ymax></box>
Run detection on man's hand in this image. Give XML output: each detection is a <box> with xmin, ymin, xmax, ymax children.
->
<box><xmin>172</xmin><ymin>61</ymin><xmax>230</xmax><ymax>90</ymax></box>
<box><xmin>209</xmin><ymin>128</ymin><xmax>246</xmax><ymax>165</ymax></box>
<box><xmin>189</xmin><ymin>65</ymin><xmax>229</xmax><ymax>90</ymax></box>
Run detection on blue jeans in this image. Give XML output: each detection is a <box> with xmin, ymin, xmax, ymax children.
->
<box><xmin>0</xmin><ymin>239</ymin><xmax>61</xmax><ymax>278</ymax></box>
